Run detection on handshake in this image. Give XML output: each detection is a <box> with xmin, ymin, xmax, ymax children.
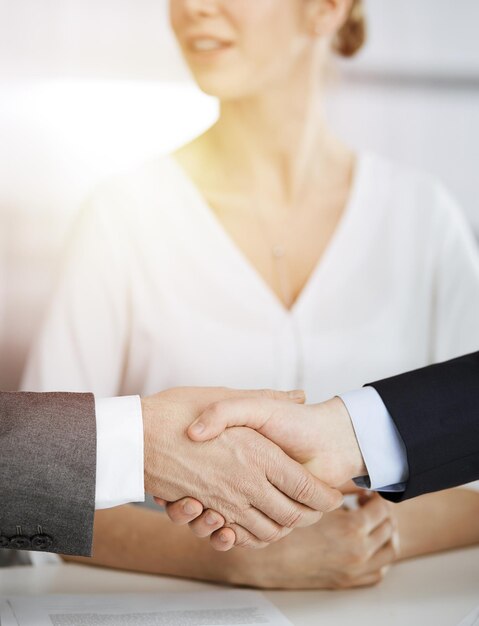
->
<box><xmin>142</xmin><ymin>387</ymin><xmax>367</xmax><ymax>551</ymax></box>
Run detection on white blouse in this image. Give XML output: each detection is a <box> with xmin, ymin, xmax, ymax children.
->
<box><xmin>23</xmin><ymin>152</ymin><xmax>479</xmax><ymax>408</ymax></box>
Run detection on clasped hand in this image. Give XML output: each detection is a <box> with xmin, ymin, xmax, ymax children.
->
<box><xmin>142</xmin><ymin>387</ymin><xmax>344</xmax><ymax>550</ymax></box>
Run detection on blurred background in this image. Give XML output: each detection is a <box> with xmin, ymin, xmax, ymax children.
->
<box><xmin>1</xmin><ymin>0</ymin><xmax>478</xmax><ymax>390</ymax></box>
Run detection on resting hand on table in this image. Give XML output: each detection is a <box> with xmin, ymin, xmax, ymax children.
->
<box><xmin>144</xmin><ymin>387</ymin><xmax>343</xmax><ymax>549</ymax></box>
<box><xmin>227</xmin><ymin>492</ymin><xmax>398</xmax><ymax>590</ymax></box>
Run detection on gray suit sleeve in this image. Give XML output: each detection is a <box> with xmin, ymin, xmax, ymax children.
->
<box><xmin>0</xmin><ymin>392</ymin><xmax>96</xmax><ymax>557</ymax></box>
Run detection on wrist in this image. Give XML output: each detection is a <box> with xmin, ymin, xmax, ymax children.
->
<box><xmin>307</xmin><ymin>397</ymin><xmax>367</xmax><ymax>486</ymax></box>
<box><xmin>141</xmin><ymin>396</ymin><xmax>162</xmax><ymax>497</ymax></box>
<box><xmin>332</xmin><ymin>396</ymin><xmax>367</xmax><ymax>478</ymax></box>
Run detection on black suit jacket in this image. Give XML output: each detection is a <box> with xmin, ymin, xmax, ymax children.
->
<box><xmin>368</xmin><ymin>351</ymin><xmax>479</xmax><ymax>501</ymax></box>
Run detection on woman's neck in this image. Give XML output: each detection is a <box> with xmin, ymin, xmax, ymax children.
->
<box><xmin>205</xmin><ymin>53</ymin><xmax>340</xmax><ymax>205</ymax></box>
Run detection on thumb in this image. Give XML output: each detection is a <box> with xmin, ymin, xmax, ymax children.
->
<box><xmin>223</xmin><ymin>387</ymin><xmax>305</xmax><ymax>404</ymax></box>
<box><xmin>188</xmin><ymin>396</ymin><xmax>285</xmax><ymax>441</ymax></box>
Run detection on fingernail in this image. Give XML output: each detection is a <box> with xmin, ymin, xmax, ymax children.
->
<box><xmin>219</xmin><ymin>532</ymin><xmax>230</xmax><ymax>543</ymax></box>
<box><xmin>190</xmin><ymin>421</ymin><xmax>205</xmax><ymax>435</ymax></box>
<box><xmin>288</xmin><ymin>389</ymin><xmax>305</xmax><ymax>401</ymax></box>
<box><xmin>205</xmin><ymin>513</ymin><xmax>218</xmax><ymax>526</ymax></box>
<box><xmin>183</xmin><ymin>501</ymin><xmax>197</xmax><ymax>515</ymax></box>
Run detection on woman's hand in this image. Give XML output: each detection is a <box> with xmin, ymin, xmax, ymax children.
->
<box><xmin>157</xmin><ymin>484</ymin><xmax>374</xmax><ymax>552</ymax></box>
<box><xmin>229</xmin><ymin>493</ymin><xmax>399</xmax><ymax>590</ymax></box>
<box><xmin>161</xmin><ymin>492</ymin><xmax>399</xmax><ymax>589</ymax></box>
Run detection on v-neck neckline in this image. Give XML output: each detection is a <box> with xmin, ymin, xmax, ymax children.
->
<box><xmin>165</xmin><ymin>152</ymin><xmax>367</xmax><ymax>319</ymax></box>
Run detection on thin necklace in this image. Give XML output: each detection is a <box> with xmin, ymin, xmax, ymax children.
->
<box><xmin>253</xmin><ymin>206</ymin><xmax>306</xmax><ymax>388</ymax></box>
<box><xmin>253</xmin><ymin>204</ymin><xmax>295</xmax><ymax>310</ymax></box>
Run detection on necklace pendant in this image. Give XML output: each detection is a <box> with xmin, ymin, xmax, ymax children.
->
<box><xmin>272</xmin><ymin>245</ymin><xmax>286</xmax><ymax>259</ymax></box>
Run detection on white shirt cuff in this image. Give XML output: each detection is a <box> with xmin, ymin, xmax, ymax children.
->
<box><xmin>94</xmin><ymin>395</ymin><xmax>145</xmax><ymax>509</ymax></box>
<box><xmin>339</xmin><ymin>387</ymin><xmax>409</xmax><ymax>492</ymax></box>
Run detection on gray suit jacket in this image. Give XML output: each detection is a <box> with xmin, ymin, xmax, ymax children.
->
<box><xmin>0</xmin><ymin>392</ymin><xmax>96</xmax><ymax>557</ymax></box>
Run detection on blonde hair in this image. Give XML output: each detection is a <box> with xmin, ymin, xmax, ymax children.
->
<box><xmin>333</xmin><ymin>0</ymin><xmax>366</xmax><ymax>57</ymax></box>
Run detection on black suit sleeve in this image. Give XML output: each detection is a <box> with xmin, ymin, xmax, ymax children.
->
<box><xmin>367</xmin><ymin>351</ymin><xmax>479</xmax><ymax>502</ymax></box>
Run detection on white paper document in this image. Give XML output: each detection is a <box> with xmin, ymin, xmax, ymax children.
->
<box><xmin>0</xmin><ymin>600</ymin><xmax>18</xmax><ymax>626</ymax></box>
<box><xmin>0</xmin><ymin>591</ymin><xmax>292</xmax><ymax>626</ymax></box>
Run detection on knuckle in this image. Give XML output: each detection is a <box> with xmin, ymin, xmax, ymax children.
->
<box><xmin>291</xmin><ymin>475</ymin><xmax>316</xmax><ymax>504</ymax></box>
<box><xmin>234</xmin><ymin>534</ymin><xmax>253</xmax><ymax>548</ymax></box>
<box><xmin>260</xmin><ymin>526</ymin><xmax>284</xmax><ymax>544</ymax></box>
<box><xmin>266</xmin><ymin>529</ymin><xmax>283</xmax><ymax>544</ymax></box>
<box><xmin>258</xmin><ymin>526</ymin><xmax>281</xmax><ymax>543</ymax></box>
<box><xmin>281</xmin><ymin>508</ymin><xmax>304</xmax><ymax>529</ymax></box>
<box><xmin>261</xmin><ymin>532</ymin><xmax>282</xmax><ymax>546</ymax></box>
<box><xmin>207</xmin><ymin>402</ymin><xmax>222</xmax><ymax>419</ymax></box>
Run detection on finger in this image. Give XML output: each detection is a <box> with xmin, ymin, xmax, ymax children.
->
<box><xmin>228</xmin><ymin>522</ymin><xmax>277</xmax><ymax>549</ymax></box>
<box><xmin>367</xmin><ymin>519</ymin><xmax>395</xmax><ymax>557</ymax></box>
<box><xmin>247</xmin><ymin>480</ymin><xmax>324</xmax><ymax>529</ymax></box>
<box><xmin>163</xmin><ymin>498</ymin><xmax>204</xmax><ymax>525</ymax></box>
<box><xmin>224</xmin><ymin>388</ymin><xmax>306</xmax><ymax>404</ymax></box>
<box><xmin>153</xmin><ymin>497</ymin><xmax>167</xmax><ymax>507</ymax></box>
<box><xmin>209</xmin><ymin>527</ymin><xmax>237</xmax><ymax>551</ymax></box>
<box><xmin>341</xmin><ymin>571</ymin><xmax>385</xmax><ymax>589</ymax></box>
<box><xmin>235</xmin><ymin>505</ymin><xmax>294</xmax><ymax>545</ymax></box>
<box><xmin>390</xmin><ymin>518</ymin><xmax>401</xmax><ymax>558</ymax></box>
<box><xmin>266</xmin><ymin>453</ymin><xmax>343</xmax><ymax>513</ymax></box>
<box><xmin>359</xmin><ymin>542</ymin><xmax>397</xmax><ymax>576</ymax></box>
<box><xmin>188</xmin><ymin>397</ymin><xmax>281</xmax><ymax>441</ymax></box>
<box><xmin>188</xmin><ymin>394</ymin><xmax>307</xmax><ymax>443</ymax></box>
<box><xmin>190</xmin><ymin>390</ymin><xmax>305</xmax><ymax>431</ymax></box>
<box><xmin>356</xmin><ymin>494</ymin><xmax>392</xmax><ymax>534</ymax></box>
<box><xmin>188</xmin><ymin>509</ymin><xmax>226</xmax><ymax>538</ymax></box>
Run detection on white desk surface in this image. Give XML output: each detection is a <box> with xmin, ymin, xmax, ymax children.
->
<box><xmin>1</xmin><ymin>547</ymin><xmax>478</xmax><ymax>625</ymax></box>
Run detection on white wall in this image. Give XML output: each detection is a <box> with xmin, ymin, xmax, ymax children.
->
<box><xmin>1</xmin><ymin>0</ymin><xmax>478</xmax><ymax>389</ymax></box>
<box><xmin>330</xmin><ymin>0</ymin><xmax>479</xmax><ymax>232</ymax></box>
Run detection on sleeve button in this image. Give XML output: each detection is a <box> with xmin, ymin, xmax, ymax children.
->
<box><xmin>31</xmin><ymin>534</ymin><xmax>53</xmax><ymax>550</ymax></box>
<box><xmin>9</xmin><ymin>535</ymin><xmax>31</xmax><ymax>549</ymax></box>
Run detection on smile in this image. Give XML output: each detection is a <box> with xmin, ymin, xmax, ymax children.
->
<box><xmin>187</xmin><ymin>37</ymin><xmax>233</xmax><ymax>56</ymax></box>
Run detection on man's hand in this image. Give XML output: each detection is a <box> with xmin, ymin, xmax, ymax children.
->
<box><xmin>142</xmin><ymin>387</ymin><xmax>343</xmax><ymax>549</ymax></box>
<box><xmin>188</xmin><ymin>395</ymin><xmax>367</xmax><ymax>486</ymax></box>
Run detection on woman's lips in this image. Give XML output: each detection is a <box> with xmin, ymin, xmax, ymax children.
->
<box><xmin>186</xmin><ymin>37</ymin><xmax>234</xmax><ymax>58</ymax></box>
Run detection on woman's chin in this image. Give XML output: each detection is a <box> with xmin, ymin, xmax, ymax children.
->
<box><xmin>195</xmin><ymin>81</ymin><xmax>247</xmax><ymax>101</ymax></box>
<box><xmin>186</xmin><ymin>68</ymin><xmax>252</xmax><ymax>101</ymax></box>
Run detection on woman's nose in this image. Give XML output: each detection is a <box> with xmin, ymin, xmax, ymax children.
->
<box><xmin>182</xmin><ymin>0</ymin><xmax>221</xmax><ymax>18</ymax></box>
